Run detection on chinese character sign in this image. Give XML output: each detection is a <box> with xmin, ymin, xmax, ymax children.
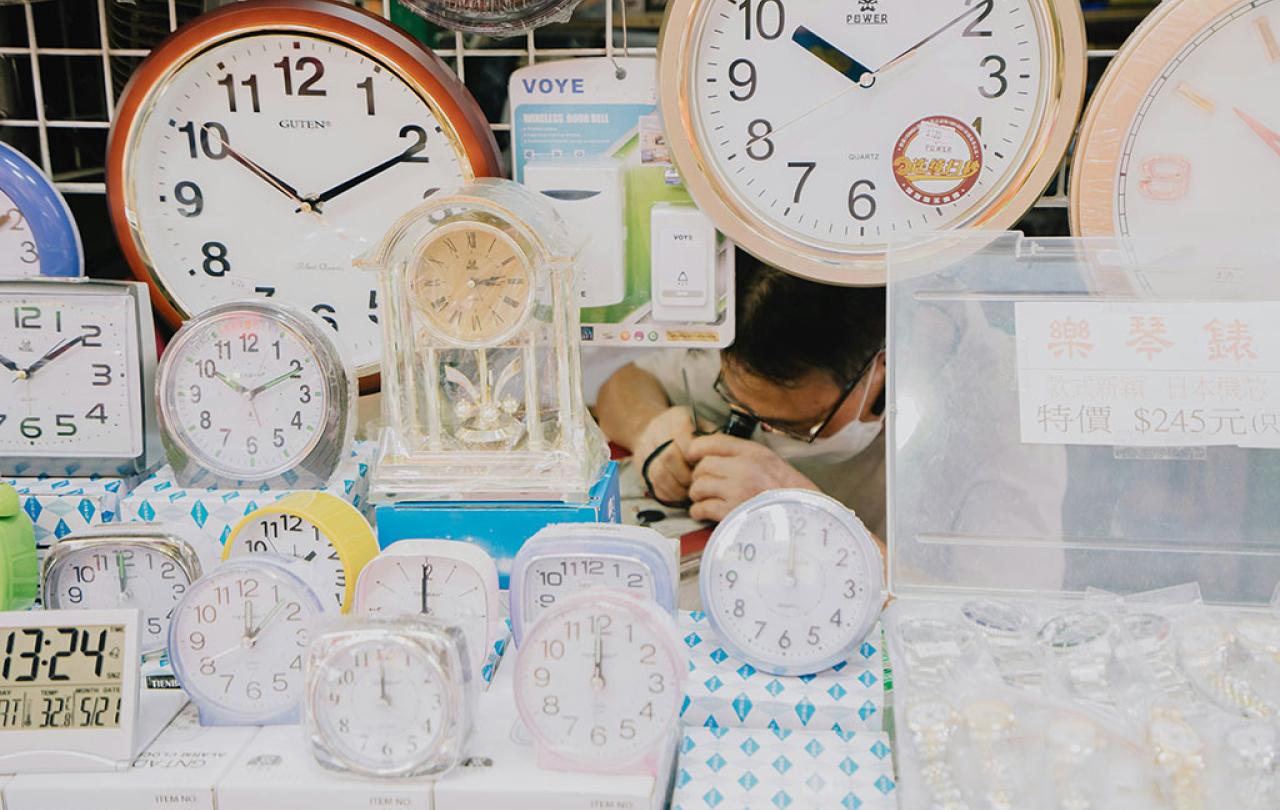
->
<box><xmin>1016</xmin><ymin>302</ymin><xmax>1280</xmax><ymax>449</ymax></box>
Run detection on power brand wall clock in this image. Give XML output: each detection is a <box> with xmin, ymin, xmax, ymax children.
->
<box><xmin>106</xmin><ymin>0</ymin><xmax>501</xmax><ymax>388</ymax></box>
<box><xmin>0</xmin><ymin>142</ymin><xmax>83</xmax><ymax>279</ymax></box>
<box><xmin>657</xmin><ymin>0</ymin><xmax>1086</xmax><ymax>284</ymax></box>
<box><xmin>1071</xmin><ymin>0</ymin><xmax>1280</xmax><ymax>247</ymax></box>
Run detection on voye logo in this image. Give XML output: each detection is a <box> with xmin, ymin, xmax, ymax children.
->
<box><xmin>849</xmin><ymin>0</ymin><xmax>887</xmax><ymax>25</ymax></box>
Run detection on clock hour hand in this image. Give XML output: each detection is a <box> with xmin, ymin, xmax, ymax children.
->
<box><xmin>0</xmin><ymin>352</ymin><xmax>21</xmax><ymax>378</ymax></box>
<box><xmin>1234</xmin><ymin>108</ymin><xmax>1280</xmax><ymax>159</ymax></box>
<box><xmin>792</xmin><ymin>26</ymin><xmax>876</xmax><ymax>88</ymax></box>
<box><xmin>21</xmin><ymin>334</ymin><xmax>87</xmax><ymax>379</ymax></box>
<box><xmin>876</xmin><ymin>0</ymin><xmax>992</xmax><ymax>77</ymax></box>
<box><xmin>246</xmin><ymin>599</ymin><xmax>288</xmax><ymax>643</ymax></box>
<box><xmin>203</xmin><ymin>126</ymin><xmax>313</xmax><ymax>211</ymax></box>
<box><xmin>305</xmin><ymin>145</ymin><xmax>418</xmax><ymax>209</ymax></box>
<box><xmin>214</xmin><ymin>371</ymin><xmax>250</xmax><ymax>396</ymax></box>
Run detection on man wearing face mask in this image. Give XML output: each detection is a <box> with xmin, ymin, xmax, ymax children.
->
<box><xmin>597</xmin><ymin>253</ymin><xmax>888</xmax><ymax>536</ymax></box>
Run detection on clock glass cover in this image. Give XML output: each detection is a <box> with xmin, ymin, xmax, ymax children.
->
<box><xmin>658</xmin><ymin>0</ymin><xmax>1086</xmax><ymax>283</ymax></box>
<box><xmin>107</xmin><ymin>0</ymin><xmax>502</xmax><ymax>386</ymax></box>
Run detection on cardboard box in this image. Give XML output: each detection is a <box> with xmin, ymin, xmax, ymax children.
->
<box><xmin>4</xmin><ymin>474</ymin><xmax>139</xmax><ymax>561</ymax></box>
<box><xmin>375</xmin><ymin>462</ymin><xmax>621</xmax><ymax>589</ymax></box>
<box><xmin>118</xmin><ymin>443</ymin><xmax>372</xmax><ymax>573</ymax></box>
<box><xmin>671</xmin><ymin>726</ymin><xmax>897</xmax><ymax>810</ymax></box>
<box><xmin>215</xmin><ymin>724</ymin><xmax>432</xmax><ymax>810</ymax></box>
<box><xmin>679</xmin><ymin>611</ymin><xmax>885</xmax><ymax>733</ymax></box>
<box><xmin>433</xmin><ymin>651</ymin><xmax>671</xmax><ymax>810</ymax></box>
<box><xmin>3</xmin><ymin>705</ymin><xmax>259</xmax><ymax>810</ymax></box>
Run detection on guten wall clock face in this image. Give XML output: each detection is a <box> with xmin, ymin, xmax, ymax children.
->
<box><xmin>659</xmin><ymin>0</ymin><xmax>1086</xmax><ymax>284</ymax></box>
<box><xmin>1072</xmin><ymin>0</ymin><xmax>1280</xmax><ymax>251</ymax></box>
<box><xmin>108</xmin><ymin>0</ymin><xmax>502</xmax><ymax>387</ymax></box>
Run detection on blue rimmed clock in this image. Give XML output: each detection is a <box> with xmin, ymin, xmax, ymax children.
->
<box><xmin>0</xmin><ymin>142</ymin><xmax>83</xmax><ymax>279</ymax></box>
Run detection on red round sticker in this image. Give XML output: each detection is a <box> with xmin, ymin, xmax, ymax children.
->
<box><xmin>892</xmin><ymin>116</ymin><xmax>983</xmax><ymax>206</ymax></box>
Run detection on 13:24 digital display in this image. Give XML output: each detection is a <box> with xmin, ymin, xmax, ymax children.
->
<box><xmin>0</xmin><ymin>624</ymin><xmax>124</xmax><ymax>731</ymax></box>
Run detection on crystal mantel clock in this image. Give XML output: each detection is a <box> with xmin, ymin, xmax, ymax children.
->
<box><xmin>366</xmin><ymin>178</ymin><xmax>608</xmax><ymax>502</ymax></box>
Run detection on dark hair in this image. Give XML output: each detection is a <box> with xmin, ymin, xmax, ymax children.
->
<box><xmin>724</xmin><ymin>250</ymin><xmax>886</xmax><ymax>386</ymax></box>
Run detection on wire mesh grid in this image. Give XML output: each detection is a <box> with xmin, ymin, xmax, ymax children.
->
<box><xmin>0</xmin><ymin>0</ymin><xmax>1129</xmax><ymax>211</ymax></box>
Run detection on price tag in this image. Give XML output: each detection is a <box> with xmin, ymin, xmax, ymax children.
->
<box><xmin>1015</xmin><ymin>302</ymin><xmax>1280</xmax><ymax>449</ymax></box>
<box><xmin>0</xmin><ymin>608</ymin><xmax>182</xmax><ymax>772</ymax></box>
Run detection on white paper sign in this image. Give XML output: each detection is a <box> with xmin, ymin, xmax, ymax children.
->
<box><xmin>1015</xmin><ymin>302</ymin><xmax>1280</xmax><ymax>449</ymax></box>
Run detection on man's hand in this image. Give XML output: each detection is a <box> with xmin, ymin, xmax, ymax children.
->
<box><xmin>686</xmin><ymin>434</ymin><xmax>818</xmax><ymax>522</ymax></box>
<box><xmin>636</xmin><ymin>406</ymin><xmax>699</xmax><ymax>505</ymax></box>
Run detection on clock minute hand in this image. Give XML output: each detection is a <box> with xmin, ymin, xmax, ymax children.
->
<box><xmin>792</xmin><ymin>26</ymin><xmax>876</xmax><ymax>88</ymax></box>
<box><xmin>21</xmin><ymin>334</ymin><xmax>87</xmax><ymax>379</ymax></box>
<box><xmin>308</xmin><ymin>146</ymin><xmax>419</xmax><ymax>208</ymax></box>
<box><xmin>247</xmin><ymin>366</ymin><xmax>302</xmax><ymax>398</ymax></box>
<box><xmin>875</xmin><ymin>0</ymin><xmax>992</xmax><ymax>77</ymax></box>
<box><xmin>1234</xmin><ymin>107</ymin><xmax>1280</xmax><ymax>159</ymax></box>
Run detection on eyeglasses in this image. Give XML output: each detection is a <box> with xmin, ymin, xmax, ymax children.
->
<box><xmin>713</xmin><ymin>366</ymin><xmax>863</xmax><ymax>444</ymax></box>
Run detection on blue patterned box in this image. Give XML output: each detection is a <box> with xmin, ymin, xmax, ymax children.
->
<box><xmin>5</xmin><ymin>474</ymin><xmax>139</xmax><ymax>562</ymax></box>
<box><xmin>679</xmin><ymin>611</ymin><xmax>885</xmax><ymax>733</ymax></box>
<box><xmin>672</xmin><ymin>725</ymin><xmax>897</xmax><ymax>810</ymax></box>
<box><xmin>118</xmin><ymin>443</ymin><xmax>372</xmax><ymax>574</ymax></box>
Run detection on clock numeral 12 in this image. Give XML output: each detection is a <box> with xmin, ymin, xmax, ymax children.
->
<box><xmin>274</xmin><ymin>56</ymin><xmax>327</xmax><ymax>97</ymax></box>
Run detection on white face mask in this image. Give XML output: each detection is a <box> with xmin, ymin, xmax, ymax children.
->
<box><xmin>755</xmin><ymin>356</ymin><xmax>884</xmax><ymax>464</ymax></box>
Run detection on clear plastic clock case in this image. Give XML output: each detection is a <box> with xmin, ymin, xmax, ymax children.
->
<box><xmin>884</xmin><ymin>233</ymin><xmax>1280</xmax><ymax>810</ymax></box>
<box><xmin>156</xmin><ymin>299</ymin><xmax>357</xmax><ymax>490</ymax></box>
<box><xmin>364</xmin><ymin>178</ymin><xmax>608</xmax><ymax>503</ymax></box>
<box><xmin>304</xmin><ymin>615</ymin><xmax>475</xmax><ymax>778</ymax></box>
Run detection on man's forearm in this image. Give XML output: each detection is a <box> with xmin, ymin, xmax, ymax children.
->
<box><xmin>596</xmin><ymin>364</ymin><xmax>672</xmax><ymax>450</ymax></box>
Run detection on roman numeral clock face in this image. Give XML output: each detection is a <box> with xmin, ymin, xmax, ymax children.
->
<box><xmin>659</xmin><ymin>0</ymin><xmax>1085</xmax><ymax>283</ymax></box>
<box><xmin>1072</xmin><ymin>0</ymin><xmax>1280</xmax><ymax>250</ymax></box>
<box><xmin>110</xmin><ymin>4</ymin><xmax>501</xmax><ymax>385</ymax></box>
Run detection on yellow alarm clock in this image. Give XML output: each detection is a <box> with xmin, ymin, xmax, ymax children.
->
<box><xmin>224</xmin><ymin>492</ymin><xmax>377</xmax><ymax>613</ymax></box>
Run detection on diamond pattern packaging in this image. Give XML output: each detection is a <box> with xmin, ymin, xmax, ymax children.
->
<box><xmin>4</xmin><ymin>474</ymin><xmax>139</xmax><ymax>564</ymax></box>
<box><xmin>118</xmin><ymin>444</ymin><xmax>373</xmax><ymax>574</ymax></box>
<box><xmin>672</xmin><ymin>725</ymin><xmax>897</xmax><ymax>810</ymax></box>
<box><xmin>679</xmin><ymin>611</ymin><xmax>885</xmax><ymax>733</ymax></box>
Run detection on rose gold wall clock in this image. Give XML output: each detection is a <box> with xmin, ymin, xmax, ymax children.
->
<box><xmin>658</xmin><ymin>0</ymin><xmax>1087</xmax><ymax>285</ymax></box>
<box><xmin>1072</xmin><ymin>0</ymin><xmax>1280</xmax><ymax>243</ymax></box>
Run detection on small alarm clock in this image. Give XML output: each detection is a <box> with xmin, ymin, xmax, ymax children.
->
<box><xmin>699</xmin><ymin>489</ymin><xmax>884</xmax><ymax>676</ymax></box>
<box><xmin>42</xmin><ymin>525</ymin><xmax>202</xmax><ymax>656</ymax></box>
<box><xmin>169</xmin><ymin>554</ymin><xmax>325</xmax><ymax>725</ymax></box>
<box><xmin>0</xmin><ymin>142</ymin><xmax>82</xmax><ymax>279</ymax></box>
<box><xmin>0</xmin><ymin>483</ymin><xmax>37</xmax><ymax>611</ymax></box>
<box><xmin>513</xmin><ymin>589</ymin><xmax>683</xmax><ymax>774</ymax></box>
<box><xmin>224</xmin><ymin>493</ymin><xmax>378</xmax><ymax>614</ymax></box>
<box><xmin>353</xmin><ymin>539</ymin><xmax>501</xmax><ymax>674</ymax></box>
<box><xmin>156</xmin><ymin>300</ymin><xmax>356</xmax><ymax>489</ymax></box>
<box><xmin>510</xmin><ymin>524</ymin><xmax>676</xmax><ymax>646</ymax></box>
<box><xmin>304</xmin><ymin>616</ymin><xmax>475</xmax><ymax>778</ymax></box>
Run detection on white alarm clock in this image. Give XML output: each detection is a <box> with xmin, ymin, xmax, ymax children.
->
<box><xmin>42</xmin><ymin>525</ymin><xmax>203</xmax><ymax>657</ymax></box>
<box><xmin>513</xmin><ymin>589</ymin><xmax>683</xmax><ymax>773</ymax></box>
<box><xmin>510</xmin><ymin>524</ymin><xmax>676</xmax><ymax>646</ymax></box>
<box><xmin>304</xmin><ymin>616</ymin><xmax>475</xmax><ymax>778</ymax></box>
<box><xmin>0</xmin><ymin>279</ymin><xmax>161</xmax><ymax>477</ymax></box>
<box><xmin>699</xmin><ymin>489</ymin><xmax>884</xmax><ymax>676</ymax></box>
<box><xmin>168</xmin><ymin>554</ymin><xmax>324</xmax><ymax>726</ymax></box>
<box><xmin>156</xmin><ymin>300</ymin><xmax>356</xmax><ymax>489</ymax></box>
<box><xmin>353</xmin><ymin>539</ymin><xmax>501</xmax><ymax>674</ymax></box>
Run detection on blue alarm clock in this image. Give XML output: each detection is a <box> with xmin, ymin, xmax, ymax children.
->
<box><xmin>0</xmin><ymin>142</ymin><xmax>83</xmax><ymax>278</ymax></box>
